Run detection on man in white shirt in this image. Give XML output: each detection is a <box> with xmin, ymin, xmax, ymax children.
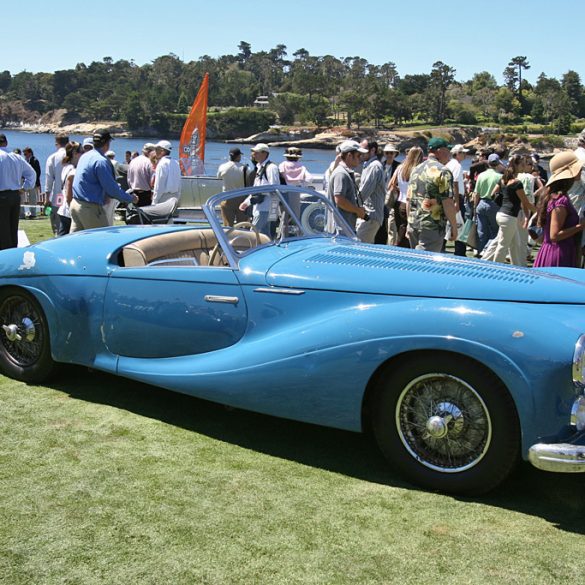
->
<box><xmin>217</xmin><ymin>147</ymin><xmax>248</xmax><ymax>226</ymax></box>
<box><xmin>0</xmin><ymin>133</ymin><xmax>36</xmax><ymax>249</ymax></box>
<box><xmin>44</xmin><ymin>133</ymin><xmax>68</xmax><ymax>235</ymax></box>
<box><xmin>445</xmin><ymin>144</ymin><xmax>468</xmax><ymax>256</ymax></box>
<box><xmin>239</xmin><ymin>143</ymin><xmax>281</xmax><ymax>236</ymax></box>
<box><xmin>127</xmin><ymin>143</ymin><xmax>156</xmax><ymax>206</ymax></box>
<box><xmin>152</xmin><ymin>140</ymin><xmax>181</xmax><ymax>205</ymax></box>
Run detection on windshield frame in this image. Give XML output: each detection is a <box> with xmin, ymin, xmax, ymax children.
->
<box><xmin>204</xmin><ymin>185</ymin><xmax>357</xmax><ymax>268</ymax></box>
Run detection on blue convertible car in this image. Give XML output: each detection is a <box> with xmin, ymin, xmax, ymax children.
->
<box><xmin>1</xmin><ymin>186</ymin><xmax>585</xmax><ymax>494</ymax></box>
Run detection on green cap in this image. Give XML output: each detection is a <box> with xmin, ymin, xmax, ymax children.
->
<box><xmin>427</xmin><ymin>137</ymin><xmax>452</xmax><ymax>150</ymax></box>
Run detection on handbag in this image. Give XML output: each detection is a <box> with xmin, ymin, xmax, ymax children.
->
<box><xmin>456</xmin><ymin>218</ymin><xmax>480</xmax><ymax>250</ymax></box>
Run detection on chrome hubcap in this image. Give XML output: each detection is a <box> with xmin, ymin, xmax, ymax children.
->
<box><xmin>396</xmin><ymin>373</ymin><xmax>492</xmax><ymax>473</ymax></box>
<box><xmin>2</xmin><ymin>318</ymin><xmax>36</xmax><ymax>343</ymax></box>
<box><xmin>0</xmin><ymin>297</ymin><xmax>43</xmax><ymax>367</ymax></box>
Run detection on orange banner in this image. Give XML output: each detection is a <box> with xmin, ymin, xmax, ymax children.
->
<box><xmin>179</xmin><ymin>73</ymin><xmax>209</xmax><ymax>176</ymax></box>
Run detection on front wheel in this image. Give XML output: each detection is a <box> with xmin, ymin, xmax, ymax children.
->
<box><xmin>0</xmin><ymin>288</ymin><xmax>55</xmax><ymax>383</ymax></box>
<box><xmin>371</xmin><ymin>354</ymin><xmax>520</xmax><ymax>495</ymax></box>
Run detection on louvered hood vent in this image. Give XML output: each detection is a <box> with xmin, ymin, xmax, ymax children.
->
<box><xmin>265</xmin><ymin>243</ymin><xmax>585</xmax><ymax>304</ymax></box>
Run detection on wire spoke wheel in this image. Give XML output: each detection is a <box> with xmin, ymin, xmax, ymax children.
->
<box><xmin>0</xmin><ymin>288</ymin><xmax>55</xmax><ymax>382</ymax></box>
<box><xmin>396</xmin><ymin>373</ymin><xmax>491</xmax><ymax>473</ymax></box>
<box><xmin>372</xmin><ymin>354</ymin><xmax>520</xmax><ymax>494</ymax></box>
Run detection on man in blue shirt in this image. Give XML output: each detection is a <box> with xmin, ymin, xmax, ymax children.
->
<box><xmin>71</xmin><ymin>131</ymin><xmax>138</xmax><ymax>232</ymax></box>
<box><xmin>0</xmin><ymin>133</ymin><xmax>36</xmax><ymax>249</ymax></box>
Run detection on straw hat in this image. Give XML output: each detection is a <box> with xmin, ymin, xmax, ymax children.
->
<box><xmin>546</xmin><ymin>151</ymin><xmax>583</xmax><ymax>187</ymax></box>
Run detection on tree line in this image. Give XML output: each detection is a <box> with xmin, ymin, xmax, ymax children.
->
<box><xmin>0</xmin><ymin>43</ymin><xmax>583</xmax><ymax>136</ymax></box>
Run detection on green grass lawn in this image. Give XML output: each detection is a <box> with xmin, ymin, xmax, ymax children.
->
<box><xmin>1</xmin><ymin>369</ymin><xmax>585</xmax><ymax>585</ymax></box>
<box><xmin>4</xmin><ymin>216</ymin><xmax>582</xmax><ymax>584</ymax></box>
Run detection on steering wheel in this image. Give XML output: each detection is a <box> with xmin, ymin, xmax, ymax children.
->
<box><xmin>208</xmin><ymin>222</ymin><xmax>262</xmax><ymax>266</ymax></box>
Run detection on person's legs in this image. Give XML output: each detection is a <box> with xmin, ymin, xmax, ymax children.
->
<box><xmin>493</xmin><ymin>213</ymin><xmax>518</xmax><ymax>263</ymax></box>
<box><xmin>57</xmin><ymin>215</ymin><xmax>72</xmax><ymax>236</ymax></box>
<box><xmin>356</xmin><ymin>218</ymin><xmax>382</xmax><ymax>243</ymax></box>
<box><xmin>417</xmin><ymin>228</ymin><xmax>445</xmax><ymax>252</ymax></box>
<box><xmin>49</xmin><ymin>206</ymin><xmax>60</xmax><ymax>236</ymax></box>
<box><xmin>517</xmin><ymin>211</ymin><xmax>529</xmax><ymax>266</ymax></box>
<box><xmin>393</xmin><ymin>201</ymin><xmax>408</xmax><ymax>247</ymax></box>
<box><xmin>508</xmin><ymin>219</ymin><xmax>524</xmax><ymax>266</ymax></box>
<box><xmin>486</xmin><ymin>201</ymin><xmax>500</xmax><ymax>245</ymax></box>
<box><xmin>454</xmin><ymin>195</ymin><xmax>467</xmax><ymax>256</ymax></box>
<box><xmin>70</xmin><ymin>200</ymin><xmax>108</xmax><ymax>233</ymax></box>
<box><xmin>0</xmin><ymin>191</ymin><xmax>21</xmax><ymax>250</ymax></box>
<box><xmin>407</xmin><ymin>226</ymin><xmax>419</xmax><ymax>249</ymax></box>
<box><xmin>253</xmin><ymin>211</ymin><xmax>271</xmax><ymax>237</ymax></box>
<box><xmin>475</xmin><ymin>200</ymin><xmax>490</xmax><ymax>253</ymax></box>
<box><xmin>374</xmin><ymin>206</ymin><xmax>388</xmax><ymax>244</ymax></box>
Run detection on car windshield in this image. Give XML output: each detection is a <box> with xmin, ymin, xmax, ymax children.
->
<box><xmin>203</xmin><ymin>186</ymin><xmax>356</xmax><ymax>265</ymax></box>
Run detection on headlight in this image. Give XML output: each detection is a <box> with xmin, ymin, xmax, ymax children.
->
<box><xmin>573</xmin><ymin>334</ymin><xmax>585</xmax><ymax>389</ymax></box>
<box><xmin>571</xmin><ymin>396</ymin><xmax>585</xmax><ymax>431</ymax></box>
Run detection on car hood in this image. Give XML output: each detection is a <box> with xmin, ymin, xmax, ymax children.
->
<box><xmin>265</xmin><ymin>241</ymin><xmax>585</xmax><ymax>304</ymax></box>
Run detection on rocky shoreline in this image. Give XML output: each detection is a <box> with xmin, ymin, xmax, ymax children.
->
<box><xmin>3</xmin><ymin>116</ymin><xmax>576</xmax><ymax>159</ymax></box>
<box><xmin>230</xmin><ymin>126</ymin><xmax>574</xmax><ymax>158</ymax></box>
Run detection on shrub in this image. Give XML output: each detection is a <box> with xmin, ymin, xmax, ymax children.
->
<box><xmin>207</xmin><ymin>108</ymin><xmax>277</xmax><ymax>139</ymax></box>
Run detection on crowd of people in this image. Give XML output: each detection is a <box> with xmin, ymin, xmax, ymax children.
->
<box><xmin>216</xmin><ymin>134</ymin><xmax>585</xmax><ymax>269</ymax></box>
<box><xmin>0</xmin><ymin>131</ymin><xmax>182</xmax><ymax>248</ymax></box>
<box><xmin>3</xmin><ymin>129</ymin><xmax>585</xmax><ymax>269</ymax></box>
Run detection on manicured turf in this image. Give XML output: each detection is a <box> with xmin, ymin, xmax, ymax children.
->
<box><xmin>1</xmin><ymin>370</ymin><xmax>585</xmax><ymax>584</ymax></box>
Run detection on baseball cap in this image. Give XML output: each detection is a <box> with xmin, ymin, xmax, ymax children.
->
<box><xmin>143</xmin><ymin>142</ymin><xmax>156</xmax><ymax>151</ymax></box>
<box><xmin>105</xmin><ymin>150</ymin><xmax>116</xmax><ymax>158</ymax></box>
<box><xmin>251</xmin><ymin>143</ymin><xmax>270</xmax><ymax>153</ymax></box>
<box><xmin>427</xmin><ymin>137</ymin><xmax>452</xmax><ymax>150</ymax></box>
<box><xmin>229</xmin><ymin>147</ymin><xmax>243</xmax><ymax>157</ymax></box>
<box><xmin>383</xmin><ymin>143</ymin><xmax>399</xmax><ymax>153</ymax></box>
<box><xmin>338</xmin><ymin>140</ymin><xmax>368</xmax><ymax>154</ymax></box>
<box><xmin>450</xmin><ymin>144</ymin><xmax>469</xmax><ymax>154</ymax></box>
<box><xmin>155</xmin><ymin>140</ymin><xmax>173</xmax><ymax>151</ymax></box>
<box><xmin>82</xmin><ymin>137</ymin><xmax>94</xmax><ymax>149</ymax></box>
<box><xmin>488</xmin><ymin>153</ymin><xmax>501</xmax><ymax>164</ymax></box>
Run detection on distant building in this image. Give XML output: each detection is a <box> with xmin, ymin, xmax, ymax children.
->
<box><xmin>253</xmin><ymin>96</ymin><xmax>270</xmax><ymax>108</ymax></box>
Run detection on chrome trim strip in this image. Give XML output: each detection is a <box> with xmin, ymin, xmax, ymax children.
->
<box><xmin>204</xmin><ymin>295</ymin><xmax>239</xmax><ymax>304</ymax></box>
<box><xmin>254</xmin><ymin>287</ymin><xmax>305</xmax><ymax>295</ymax></box>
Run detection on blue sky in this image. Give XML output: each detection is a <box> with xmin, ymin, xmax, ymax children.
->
<box><xmin>5</xmin><ymin>0</ymin><xmax>580</xmax><ymax>84</ymax></box>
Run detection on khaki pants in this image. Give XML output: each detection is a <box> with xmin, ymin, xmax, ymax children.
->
<box><xmin>70</xmin><ymin>199</ymin><xmax>108</xmax><ymax>232</ymax></box>
<box><xmin>356</xmin><ymin>217</ymin><xmax>382</xmax><ymax>243</ymax></box>
<box><xmin>220</xmin><ymin>196</ymin><xmax>248</xmax><ymax>226</ymax></box>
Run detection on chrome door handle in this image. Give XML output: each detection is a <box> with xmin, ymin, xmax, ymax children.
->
<box><xmin>204</xmin><ymin>295</ymin><xmax>239</xmax><ymax>305</ymax></box>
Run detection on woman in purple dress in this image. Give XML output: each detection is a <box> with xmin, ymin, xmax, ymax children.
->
<box><xmin>533</xmin><ymin>151</ymin><xmax>585</xmax><ymax>268</ymax></box>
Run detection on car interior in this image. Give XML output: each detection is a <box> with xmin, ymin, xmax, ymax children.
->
<box><xmin>119</xmin><ymin>226</ymin><xmax>270</xmax><ymax>268</ymax></box>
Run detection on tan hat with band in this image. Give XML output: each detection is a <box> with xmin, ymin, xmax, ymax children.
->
<box><xmin>546</xmin><ymin>151</ymin><xmax>583</xmax><ymax>187</ymax></box>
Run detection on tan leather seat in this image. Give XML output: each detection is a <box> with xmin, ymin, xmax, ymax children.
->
<box><xmin>122</xmin><ymin>229</ymin><xmax>218</xmax><ymax>267</ymax></box>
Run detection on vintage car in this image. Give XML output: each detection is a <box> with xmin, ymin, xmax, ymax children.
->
<box><xmin>1</xmin><ymin>185</ymin><xmax>585</xmax><ymax>494</ymax></box>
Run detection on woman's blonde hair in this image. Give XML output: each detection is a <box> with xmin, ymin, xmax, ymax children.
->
<box><xmin>400</xmin><ymin>146</ymin><xmax>424</xmax><ymax>182</ymax></box>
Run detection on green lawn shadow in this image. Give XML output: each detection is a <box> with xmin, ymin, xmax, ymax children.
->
<box><xmin>52</xmin><ymin>366</ymin><xmax>585</xmax><ymax>534</ymax></box>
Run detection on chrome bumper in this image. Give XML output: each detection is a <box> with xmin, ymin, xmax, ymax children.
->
<box><xmin>528</xmin><ymin>442</ymin><xmax>585</xmax><ymax>473</ymax></box>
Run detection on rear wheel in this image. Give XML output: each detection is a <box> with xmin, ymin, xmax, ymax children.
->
<box><xmin>0</xmin><ymin>288</ymin><xmax>55</xmax><ymax>383</ymax></box>
<box><xmin>371</xmin><ymin>354</ymin><xmax>520</xmax><ymax>495</ymax></box>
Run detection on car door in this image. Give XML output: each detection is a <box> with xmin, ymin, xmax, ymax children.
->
<box><xmin>103</xmin><ymin>265</ymin><xmax>247</xmax><ymax>358</ymax></box>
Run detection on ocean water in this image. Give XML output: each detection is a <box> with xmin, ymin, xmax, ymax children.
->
<box><xmin>1</xmin><ymin>130</ymin><xmax>338</xmax><ymax>188</ymax></box>
<box><xmin>2</xmin><ymin>129</ymin><xmax>481</xmax><ymax>189</ymax></box>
